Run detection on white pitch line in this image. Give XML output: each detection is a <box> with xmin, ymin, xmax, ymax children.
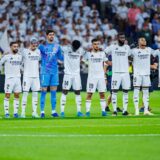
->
<box><xmin>0</xmin><ymin>134</ymin><xmax>160</xmax><ymax>137</ymax></box>
<box><xmin>1</xmin><ymin>124</ymin><xmax>160</xmax><ymax>129</ymax></box>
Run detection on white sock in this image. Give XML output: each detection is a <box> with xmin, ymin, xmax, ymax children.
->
<box><xmin>21</xmin><ymin>92</ymin><xmax>28</xmax><ymax>115</ymax></box>
<box><xmin>133</xmin><ymin>88</ymin><xmax>140</xmax><ymax>111</ymax></box>
<box><xmin>112</xmin><ymin>92</ymin><xmax>117</xmax><ymax>112</ymax></box>
<box><xmin>86</xmin><ymin>100</ymin><xmax>91</xmax><ymax>112</ymax></box>
<box><xmin>76</xmin><ymin>95</ymin><xmax>82</xmax><ymax>112</ymax></box>
<box><xmin>32</xmin><ymin>92</ymin><xmax>38</xmax><ymax>114</ymax></box>
<box><xmin>142</xmin><ymin>88</ymin><xmax>149</xmax><ymax>112</ymax></box>
<box><xmin>14</xmin><ymin>98</ymin><xmax>19</xmax><ymax>114</ymax></box>
<box><xmin>52</xmin><ymin>110</ymin><xmax>56</xmax><ymax>114</ymax></box>
<box><xmin>123</xmin><ymin>92</ymin><xmax>128</xmax><ymax>112</ymax></box>
<box><xmin>100</xmin><ymin>99</ymin><xmax>106</xmax><ymax>112</ymax></box>
<box><xmin>4</xmin><ymin>98</ymin><xmax>9</xmax><ymax>114</ymax></box>
<box><xmin>60</xmin><ymin>94</ymin><xmax>66</xmax><ymax>113</ymax></box>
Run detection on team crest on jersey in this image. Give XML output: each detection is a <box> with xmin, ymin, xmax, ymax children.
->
<box><xmin>53</xmin><ymin>47</ymin><xmax>58</xmax><ymax>53</ymax></box>
<box><xmin>10</xmin><ymin>57</ymin><xmax>13</xmax><ymax>60</ymax></box>
<box><xmin>116</xmin><ymin>48</ymin><xmax>118</xmax><ymax>50</ymax></box>
<box><xmin>28</xmin><ymin>52</ymin><xmax>31</xmax><ymax>55</ymax></box>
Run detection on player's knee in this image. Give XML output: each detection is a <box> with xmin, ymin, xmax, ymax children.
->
<box><xmin>41</xmin><ymin>87</ymin><xmax>47</xmax><ymax>91</ymax></box>
<box><xmin>50</xmin><ymin>86</ymin><xmax>57</xmax><ymax>91</ymax></box>
<box><xmin>112</xmin><ymin>90</ymin><xmax>118</xmax><ymax>94</ymax></box>
<box><xmin>123</xmin><ymin>89</ymin><xmax>128</xmax><ymax>93</ymax></box>
<box><xmin>23</xmin><ymin>91</ymin><xmax>28</xmax><ymax>97</ymax></box>
<box><xmin>5</xmin><ymin>93</ymin><xmax>10</xmax><ymax>99</ymax></box>
<box><xmin>75</xmin><ymin>90</ymin><xmax>80</xmax><ymax>95</ymax></box>
<box><xmin>62</xmin><ymin>90</ymin><xmax>68</xmax><ymax>95</ymax></box>
<box><xmin>99</xmin><ymin>92</ymin><xmax>105</xmax><ymax>99</ymax></box>
<box><xmin>32</xmin><ymin>91</ymin><xmax>38</xmax><ymax>97</ymax></box>
<box><xmin>87</xmin><ymin>93</ymin><xmax>92</xmax><ymax>100</ymax></box>
<box><xmin>14</xmin><ymin>93</ymin><xmax>20</xmax><ymax>98</ymax></box>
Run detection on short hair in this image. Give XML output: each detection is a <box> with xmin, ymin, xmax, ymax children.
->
<box><xmin>91</xmin><ymin>38</ymin><xmax>99</xmax><ymax>43</ymax></box>
<box><xmin>46</xmin><ymin>29</ymin><xmax>55</xmax><ymax>35</ymax></box>
<box><xmin>10</xmin><ymin>41</ymin><xmax>18</xmax><ymax>46</ymax></box>
<box><xmin>118</xmin><ymin>32</ymin><xmax>125</xmax><ymax>37</ymax></box>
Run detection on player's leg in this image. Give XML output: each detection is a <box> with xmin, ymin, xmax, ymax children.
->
<box><xmin>50</xmin><ymin>74</ymin><xmax>59</xmax><ymax>117</ymax></box>
<box><xmin>98</xmin><ymin>78</ymin><xmax>107</xmax><ymax>116</ymax></box>
<box><xmin>106</xmin><ymin>94</ymin><xmax>111</xmax><ymax>111</ymax></box>
<box><xmin>86</xmin><ymin>92</ymin><xmax>93</xmax><ymax>117</ymax></box>
<box><xmin>4</xmin><ymin>78</ymin><xmax>13</xmax><ymax>118</ymax></box>
<box><xmin>99</xmin><ymin>92</ymin><xmax>107</xmax><ymax>116</ymax></box>
<box><xmin>133</xmin><ymin>75</ymin><xmax>141</xmax><ymax>115</ymax></box>
<box><xmin>142</xmin><ymin>76</ymin><xmax>153</xmax><ymax>115</ymax></box>
<box><xmin>111</xmin><ymin>73</ymin><xmax>121</xmax><ymax>116</ymax></box>
<box><xmin>60</xmin><ymin>90</ymin><xmax>68</xmax><ymax>117</ymax></box>
<box><xmin>122</xmin><ymin>90</ymin><xmax>129</xmax><ymax>115</ymax></box>
<box><xmin>73</xmin><ymin>74</ymin><xmax>83</xmax><ymax>117</ymax></box>
<box><xmin>85</xmin><ymin>77</ymin><xmax>96</xmax><ymax>117</ymax></box>
<box><xmin>74</xmin><ymin>90</ymin><xmax>83</xmax><ymax>117</ymax></box>
<box><xmin>13</xmin><ymin>78</ymin><xmax>21</xmax><ymax>118</ymax></box>
<box><xmin>105</xmin><ymin>76</ymin><xmax>111</xmax><ymax>112</ymax></box>
<box><xmin>31</xmin><ymin>78</ymin><xmax>40</xmax><ymax>118</ymax></box>
<box><xmin>21</xmin><ymin>77</ymin><xmax>30</xmax><ymax>118</ymax></box>
<box><xmin>40</xmin><ymin>74</ymin><xmax>49</xmax><ymax>118</ymax></box>
<box><xmin>60</xmin><ymin>74</ymin><xmax>71</xmax><ymax>117</ymax></box>
<box><xmin>4</xmin><ymin>93</ymin><xmax>10</xmax><ymax>118</ymax></box>
<box><xmin>13</xmin><ymin>92</ymin><xmax>20</xmax><ymax>118</ymax></box>
<box><xmin>122</xmin><ymin>73</ymin><xmax>131</xmax><ymax>116</ymax></box>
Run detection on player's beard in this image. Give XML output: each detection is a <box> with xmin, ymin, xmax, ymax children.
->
<box><xmin>118</xmin><ymin>40</ymin><xmax>125</xmax><ymax>46</ymax></box>
<box><xmin>12</xmin><ymin>49</ymin><xmax>18</xmax><ymax>54</ymax></box>
<box><xmin>49</xmin><ymin>37</ymin><xmax>54</xmax><ymax>42</ymax></box>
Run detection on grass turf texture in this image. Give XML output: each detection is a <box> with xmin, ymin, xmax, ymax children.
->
<box><xmin>0</xmin><ymin>91</ymin><xmax>160</xmax><ymax>160</ymax></box>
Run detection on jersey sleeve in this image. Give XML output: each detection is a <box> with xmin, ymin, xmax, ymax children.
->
<box><xmin>104</xmin><ymin>46</ymin><xmax>112</xmax><ymax>56</ymax></box>
<box><xmin>38</xmin><ymin>44</ymin><xmax>45</xmax><ymax>55</ymax></box>
<box><xmin>152</xmin><ymin>49</ymin><xmax>159</xmax><ymax>57</ymax></box>
<box><xmin>127</xmin><ymin>46</ymin><xmax>132</xmax><ymax>56</ymax></box>
<box><xmin>130</xmin><ymin>48</ymin><xmax>134</xmax><ymax>57</ymax></box>
<box><xmin>0</xmin><ymin>55</ymin><xmax>7</xmax><ymax>66</ymax></box>
<box><xmin>37</xmin><ymin>49</ymin><xmax>41</xmax><ymax>61</ymax></box>
<box><xmin>82</xmin><ymin>52</ymin><xmax>89</xmax><ymax>61</ymax></box>
<box><xmin>103</xmin><ymin>52</ymin><xmax>108</xmax><ymax>62</ymax></box>
<box><xmin>57</xmin><ymin>46</ymin><xmax>64</xmax><ymax>61</ymax></box>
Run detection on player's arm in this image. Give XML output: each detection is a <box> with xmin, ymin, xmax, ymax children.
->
<box><xmin>151</xmin><ymin>63</ymin><xmax>158</xmax><ymax>70</ymax></box>
<box><xmin>150</xmin><ymin>55</ymin><xmax>158</xmax><ymax>70</ymax></box>
<box><xmin>0</xmin><ymin>54</ymin><xmax>7</xmax><ymax>73</ymax></box>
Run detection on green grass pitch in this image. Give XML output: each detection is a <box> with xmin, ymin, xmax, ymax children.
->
<box><xmin>0</xmin><ymin>91</ymin><xmax>160</xmax><ymax>160</ymax></box>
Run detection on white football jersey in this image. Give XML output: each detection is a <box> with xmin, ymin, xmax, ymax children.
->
<box><xmin>62</xmin><ymin>46</ymin><xmax>85</xmax><ymax>75</ymax></box>
<box><xmin>22</xmin><ymin>48</ymin><xmax>41</xmax><ymax>77</ymax></box>
<box><xmin>131</xmin><ymin>47</ymin><xmax>153</xmax><ymax>76</ymax></box>
<box><xmin>153</xmin><ymin>49</ymin><xmax>160</xmax><ymax>79</ymax></box>
<box><xmin>0</xmin><ymin>53</ymin><xmax>22</xmax><ymax>78</ymax></box>
<box><xmin>105</xmin><ymin>44</ymin><xmax>131</xmax><ymax>73</ymax></box>
<box><xmin>83</xmin><ymin>51</ymin><xmax>108</xmax><ymax>78</ymax></box>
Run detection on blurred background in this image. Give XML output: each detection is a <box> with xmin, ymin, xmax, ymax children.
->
<box><xmin>0</xmin><ymin>0</ymin><xmax>159</xmax><ymax>91</ymax></box>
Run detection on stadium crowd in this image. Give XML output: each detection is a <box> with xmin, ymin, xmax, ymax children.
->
<box><xmin>0</xmin><ymin>0</ymin><xmax>160</xmax><ymax>50</ymax></box>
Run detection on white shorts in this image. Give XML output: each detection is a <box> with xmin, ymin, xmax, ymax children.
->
<box><xmin>5</xmin><ymin>77</ymin><xmax>22</xmax><ymax>93</ymax></box>
<box><xmin>62</xmin><ymin>74</ymin><xmax>81</xmax><ymax>90</ymax></box>
<box><xmin>133</xmin><ymin>75</ymin><xmax>151</xmax><ymax>87</ymax></box>
<box><xmin>23</xmin><ymin>77</ymin><xmax>40</xmax><ymax>92</ymax></box>
<box><xmin>87</xmin><ymin>77</ymin><xmax>106</xmax><ymax>93</ymax></box>
<box><xmin>111</xmin><ymin>73</ymin><xmax>131</xmax><ymax>90</ymax></box>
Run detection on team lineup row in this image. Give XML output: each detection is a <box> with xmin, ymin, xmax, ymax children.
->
<box><xmin>0</xmin><ymin>30</ymin><xmax>160</xmax><ymax>118</ymax></box>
